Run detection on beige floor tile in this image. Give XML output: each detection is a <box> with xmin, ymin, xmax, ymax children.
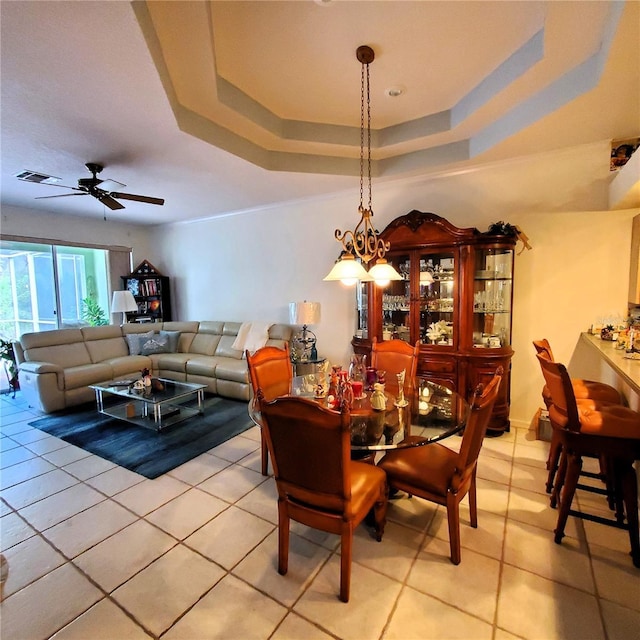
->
<box><xmin>0</xmin><ymin>468</ymin><xmax>79</xmax><ymax>509</ymax></box>
<box><xmin>477</xmin><ymin>452</ymin><xmax>512</xmax><ymax>486</ymax></box>
<box><xmin>409</xmin><ymin>539</ymin><xmax>500</xmax><ymax>623</ymax></box>
<box><xmin>497</xmin><ymin>564</ymin><xmax>605</xmax><ymax>640</ymax></box>
<box><xmin>23</xmin><ymin>434</ymin><xmax>69</xmax><ymax>456</ymax></box>
<box><xmin>507</xmin><ymin>486</ymin><xmax>580</xmax><ymax>538</ymax></box>
<box><xmin>600</xmin><ymin>599</ymin><xmax>640</xmax><ymax>640</ymax></box>
<box><xmin>112</xmin><ymin>474</ymin><xmax>190</xmax><ymax>516</ymax></box>
<box><xmin>271</xmin><ymin>612</ymin><xmax>335</xmax><ymax>640</ymax></box>
<box><xmin>385</xmin><ymin>492</ymin><xmax>438</xmax><ymax>531</ymax></box>
<box><xmin>236</xmin><ymin>476</ymin><xmax>279</xmax><ymax>523</ymax></box>
<box><xmin>294</xmin><ymin>556</ymin><xmax>402</xmax><ymax>640</ymax></box>
<box><xmin>0</xmin><ymin>510</ymin><xmax>37</xmax><ymax>550</ymax></box>
<box><xmin>481</xmin><ymin>431</ymin><xmax>516</xmax><ymax>459</ymax></box>
<box><xmin>112</xmin><ymin>544</ymin><xmax>225</xmax><ymax>637</ymax></box>
<box><xmin>503</xmin><ymin>519</ymin><xmax>594</xmax><ymax>592</ymax></box>
<box><xmin>209</xmin><ymin>433</ymin><xmax>260</xmax><ymax>463</ymax></box>
<box><xmin>166</xmin><ymin>451</ymin><xmax>229</xmax><ymax>485</ymax></box>
<box><xmin>384</xmin><ymin>584</ymin><xmax>493</xmax><ymax>640</ymax></box>
<box><xmin>240</xmin><ymin>425</ymin><xmax>262</xmax><ymax>444</ymax></box>
<box><xmin>43</xmin><ymin>499</ymin><xmax>138</xmax><ymax>558</ymax></box>
<box><xmin>74</xmin><ymin>519</ymin><xmax>177</xmax><ymax>592</ymax></box>
<box><xmin>0</xmin><ymin>455</ymin><xmax>57</xmax><ymax>489</ymax></box>
<box><xmin>1</xmin><ymin>534</ymin><xmax>66</xmax><ymax>597</ymax></box>
<box><xmin>184</xmin><ymin>505</ymin><xmax>274</xmax><ymax>569</ymax></box>
<box><xmin>236</xmin><ymin>446</ymin><xmax>263</xmax><ymax>474</ymax></box>
<box><xmin>512</xmin><ymin>439</ymin><xmax>549</xmax><ymax>469</ymax></box>
<box><xmin>163</xmin><ymin>573</ymin><xmax>286</xmax><ymax>640</ymax></box>
<box><xmin>428</xmin><ymin>504</ymin><xmax>506</xmax><ymax>561</ymax></box>
<box><xmin>0</xmin><ymin>563</ymin><xmax>103</xmax><ymax>640</ymax></box>
<box><xmin>589</xmin><ymin>544</ymin><xmax>640</xmax><ymax>612</ymax></box>
<box><xmin>351</xmin><ymin>520</ymin><xmax>422</xmax><ymax>582</ymax></box>
<box><xmin>582</xmin><ymin>515</ymin><xmax>635</xmax><ymax>555</ymax></box>
<box><xmin>84</xmin><ymin>465</ymin><xmax>146</xmax><ymax>496</ymax></box>
<box><xmin>7</xmin><ymin>425</ymin><xmax>51</xmax><ymax>445</ymax></box>
<box><xmin>494</xmin><ymin>629</ymin><xmax>523</xmax><ymax>640</ymax></box>
<box><xmin>289</xmin><ymin>521</ymin><xmax>341</xmax><ymax>550</ymax></box>
<box><xmin>41</xmin><ymin>443</ymin><xmax>92</xmax><ymax>467</ymax></box>
<box><xmin>475</xmin><ymin>477</ymin><xmax>510</xmax><ymax>516</ymax></box>
<box><xmin>62</xmin><ymin>454</ymin><xmax>117</xmax><ymax>480</ymax></box>
<box><xmin>0</xmin><ymin>444</ymin><xmax>38</xmax><ymax>468</ymax></box>
<box><xmin>50</xmin><ymin>598</ymin><xmax>152</xmax><ymax>639</ymax></box>
<box><xmin>146</xmin><ymin>487</ymin><xmax>228</xmax><ymax>539</ymax></box>
<box><xmin>197</xmin><ymin>463</ymin><xmax>267</xmax><ymax>503</ymax></box>
<box><xmin>19</xmin><ymin>482</ymin><xmax>106</xmax><ymax>531</ymax></box>
<box><xmin>234</xmin><ymin>530</ymin><xmax>332</xmax><ymax>607</ymax></box>
<box><xmin>510</xmin><ymin>460</ymin><xmax>549</xmax><ymax>495</ymax></box>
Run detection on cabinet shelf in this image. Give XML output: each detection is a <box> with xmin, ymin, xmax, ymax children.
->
<box><xmin>121</xmin><ymin>260</ymin><xmax>171</xmax><ymax>323</ymax></box>
<box><xmin>353</xmin><ymin>210</ymin><xmax>516</xmax><ymax>433</ymax></box>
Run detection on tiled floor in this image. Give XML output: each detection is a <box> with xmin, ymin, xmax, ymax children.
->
<box><xmin>1</xmin><ymin>391</ymin><xmax>639</xmax><ymax>640</ymax></box>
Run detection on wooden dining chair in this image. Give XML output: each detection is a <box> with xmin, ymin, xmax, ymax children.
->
<box><xmin>371</xmin><ymin>338</ymin><xmax>420</xmax><ymax>395</ymax></box>
<box><xmin>536</xmin><ymin>353</ymin><xmax>640</xmax><ymax>567</ymax></box>
<box><xmin>532</xmin><ymin>339</ymin><xmax>622</xmax><ymax>495</ymax></box>
<box><xmin>377</xmin><ymin>367</ymin><xmax>503</xmax><ymax>565</ymax></box>
<box><xmin>246</xmin><ymin>343</ymin><xmax>292</xmax><ymax>475</ymax></box>
<box><xmin>257</xmin><ymin>392</ymin><xmax>388</xmax><ymax>602</ymax></box>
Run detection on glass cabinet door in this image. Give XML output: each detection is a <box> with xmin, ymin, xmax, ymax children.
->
<box><xmin>355</xmin><ymin>280</ymin><xmax>368</xmax><ymax>338</ymax></box>
<box><xmin>419</xmin><ymin>251</ymin><xmax>455</xmax><ymax>345</ymax></box>
<box><xmin>381</xmin><ymin>253</ymin><xmax>411</xmax><ymax>342</ymax></box>
<box><xmin>472</xmin><ymin>248</ymin><xmax>513</xmax><ymax>348</ymax></box>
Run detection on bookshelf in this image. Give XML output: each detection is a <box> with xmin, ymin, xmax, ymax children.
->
<box><xmin>121</xmin><ymin>260</ymin><xmax>171</xmax><ymax>323</ymax></box>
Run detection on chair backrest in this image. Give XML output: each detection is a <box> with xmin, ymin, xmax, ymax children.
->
<box><xmin>257</xmin><ymin>394</ymin><xmax>352</xmax><ymax>513</ymax></box>
<box><xmin>246</xmin><ymin>343</ymin><xmax>292</xmax><ymax>401</ymax></box>
<box><xmin>371</xmin><ymin>338</ymin><xmax>420</xmax><ymax>392</ymax></box>
<box><xmin>532</xmin><ymin>338</ymin><xmax>555</xmax><ymax>361</ymax></box>
<box><xmin>536</xmin><ymin>353</ymin><xmax>580</xmax><ymax>431</ymax></box>
<box><xmin>456</xmin><ymin>367</ymin><xmax>503</xmax><ymax>476</ymax></box>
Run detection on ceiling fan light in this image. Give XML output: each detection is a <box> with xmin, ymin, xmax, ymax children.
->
<box><xmin>368</xmin><ymin>259</ymin><xmax>403</xmax><ymax>287</ymax></box>
<box><xmin>324</xmin><ymin>254</ymin><xmax>373</xmax><ymax>285</ymax></box>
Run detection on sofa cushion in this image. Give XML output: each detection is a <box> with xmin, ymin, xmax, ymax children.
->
<box><xmin>189</xmin><ymin>333</ymin><xmax>221</xmax><ymax>356</ymax></box>
<box><xmin>207</xmin><ymin>356</ymin><xmax>249</xmax><ymax>383</ymax></box>
<box><xmin>25</xmin><ymin>342</ymin><xmax>92</xmax><ymax>369</ymax></box>
<box><xmin>214</xmin><ymin>335</ymin><xmax>242</xmax><ymax>359</ymax></box>
<box><xmin>125</xmin><ymin>330</ymin><xmax>154</xmax><ymax>355</ymax></box>
<box><xmin>160</xmin><ymin>330</ymin><xmax>181</xmax><ymax>353</ymax></box>
<box><xmin>162</xmin><ymin>322</ymin><xmax>199</xmax><ymax>352</ymax></box>
<box><xmin>185</xmin><ymin>355</ymin><xmax>218</xmax><ymax>378</ymax></box>
<box><xmin>85</xmin><ymin>336</ymin><xmax>129</xmax><ymax>363</ymax></box>
<box><xmin>104</xmin><ymin>355</ymin><xmax>152</xmax><ymax>378</ymax></box>
<box><xmin>153</xmin><ymin>353</ymin><xmax>190</xmax><ymax>373</ymax></box>
<box><xmin>64</xmin><ymin>363</ymin><xmax>113</xmax><ymax>390</ymax></box>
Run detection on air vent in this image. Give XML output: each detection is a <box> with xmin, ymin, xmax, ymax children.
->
<box><xmin>14</xmin><ymin>170</ymin><xmax>61</xmax><ymax>184</ymax></box>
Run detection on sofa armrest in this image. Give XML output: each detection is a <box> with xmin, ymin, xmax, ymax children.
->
<box><xmin>19</xmin><ymin>361</ymin><xmax>64</xmax><ymax>376</ymax></box>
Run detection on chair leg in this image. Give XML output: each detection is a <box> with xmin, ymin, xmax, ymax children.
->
<box><xmin>554</xmin><ymin>451</ymin><xmax>582</xmax><ymax>544</ymax></box>
<box><xmin>546</xmin><ymin>430</ymin><xmax>562</xmax><ymax>493</ymax></box>
<box><xmin>469</xmin><ymin>470</ymin><xmax>478</xmax><ymax>529</ymax></box>
<box><xmin>615</xmin><ymin>459</ymin><xmax>640</xmax><ymax>568</ymax></box>
<box><xmin>340</xmin><ymin>527</ymin><xmax>353</xmax><ymax>603</ymax></box>
<box><xmin>261</xmin><ymin>433</ymin><xmax>269</xmax><ymax>476</ymax></box>
<box><xmin>446</xmin><ymin>493</ymin><xmax>462</xmax><ymax>565</ymax></box>
<box><xmin>373</xmin><ymin>494</ymin><xmax>387</xmax><ymax>542</ymax></box>
<box><xmin>551</xmin><ymin>449</ymin><xmax>568</xmax><ymax>509</ymax></box>
<box><xmin>277</xmin><ymin>500</ymin><xmax>289</xmax><ymax>575</ymax></box>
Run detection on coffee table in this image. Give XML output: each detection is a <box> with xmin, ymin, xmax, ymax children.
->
<box><xmin>90</xmin><ymin>378</ymin><xmax>206</xmax><ymax>432</ymax></box>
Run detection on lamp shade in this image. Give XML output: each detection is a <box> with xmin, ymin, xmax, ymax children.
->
<box><xmin>323</xmin><ymin>254</ymin><xmax>373</xmax><ymax>285</ymax></box>
<box><xmin>368</xmin><ymin>259</ymin><xmax>403</xmax><ymax>287</ymax></box>
<box><xmin>111</xmin><ymin>290</ymin><xmax>138</xmax><ymax>313</ymax></box>
<box><xmin>289</xmin><ymin>301</ymin><xmax>321</xmax><ymax>326</ymax></box>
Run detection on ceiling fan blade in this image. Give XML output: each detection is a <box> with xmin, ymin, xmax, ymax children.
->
<box><xmin>97</xmin><ymin>179</ymin><xmax>126</xmax><ymax>193</ymax></box>
<box><xmin>110</xmin><ymin>192</ymin><xmax>164</xmax><ymax>206</ymax></box>
<box><xmin>35</xmin><ymin>192</ymin><xmax>88</xmax><ymax>200</ymax></box>
<box><xmin>97</xmin><ymin>194</ymin><xmax>125</xmax><ymax>210</ymax></box>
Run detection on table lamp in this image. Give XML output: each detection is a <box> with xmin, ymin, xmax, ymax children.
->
<box><xmin>111</xmin><ymin>290</ymin><xmax>138</xmax><ymax>325</ymax></box>
<box><xmin>289</xmin><ymin>301</ymin><xmax>321</xmax><ymax>362</ymax></box>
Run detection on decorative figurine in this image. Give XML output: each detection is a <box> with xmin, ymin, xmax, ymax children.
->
<box><xmin>395</xmin><ymin>369</ymin><xmax>408</xmax><ymax>407</ymax></box>
<box><xmin>370</xmin><ymin>382</ymin><xmax>386</xmax><ymax>411</ymax></box>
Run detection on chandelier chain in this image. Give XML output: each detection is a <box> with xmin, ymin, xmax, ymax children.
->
<box><xmin>359</xmin><ymin>61</ymin><xmax>365</xmax><ymax>211</ymax></box>
<box><xmin>366</xmin><ymin>61</ymin><xmax>372</xmax><ymax>212</ymax></box>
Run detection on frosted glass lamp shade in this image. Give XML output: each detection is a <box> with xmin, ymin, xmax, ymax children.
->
<box><xmin>111</xmin><ymin>290</ymin><xmax>137</xmax><ymax>324</ymax></box>
<box><xmin>323</xmin><ymin>254</ymin><xmax>373</xmax><ymax>285</ymax></box>
<box><xmin>289</xmin><ymin>301</ymin><xmax>321</xmax><ymax>326</ymax></box>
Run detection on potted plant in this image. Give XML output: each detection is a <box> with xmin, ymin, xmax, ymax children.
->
<box><xmin>0</xmin><ymin>338</ymin><xmax>19</xmax><ymax>395</ymax></box>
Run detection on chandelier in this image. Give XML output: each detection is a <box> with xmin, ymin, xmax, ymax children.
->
<box><xmin>324</xmin><ymin>46</ymin><xmax>402</xmax><ymax>287</ymax></box>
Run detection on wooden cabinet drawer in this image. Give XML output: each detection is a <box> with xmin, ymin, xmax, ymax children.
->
<box><xmin>418</xmin><ymin>356</ymin><xmax>456</xmax><ymax>374</ymax></box>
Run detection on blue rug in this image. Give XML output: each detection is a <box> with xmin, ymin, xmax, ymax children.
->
<box><xmin>29</xmin><ymin>395</ymin><xmax>253</xmax><ymax>479</ymax></box>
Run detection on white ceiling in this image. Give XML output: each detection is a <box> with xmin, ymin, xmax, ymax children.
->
<box><xmin>1</xmin><ymin>1</ymin><xmax>638</xmax><ymax>226</ymax></box>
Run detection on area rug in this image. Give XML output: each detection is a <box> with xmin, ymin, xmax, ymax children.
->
<box><xmin>28</xmin><ymin>395</ymin><xmax>253</xmax><ymax>479</ymax></box>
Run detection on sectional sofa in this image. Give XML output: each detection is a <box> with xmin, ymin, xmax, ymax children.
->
<box><xmin>14</xmin><ymin>321</ymin><xmax>293</xmax><ymax>413</ymax></box>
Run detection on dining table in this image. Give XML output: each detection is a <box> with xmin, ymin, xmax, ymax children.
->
<box><xmin>249</xmin><ymin>374</ymin><xmax>470</xmax><ymax>453</ymax></box>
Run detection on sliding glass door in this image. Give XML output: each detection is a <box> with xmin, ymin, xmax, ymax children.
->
<box><xmin>0</xmin><ymin>241</ymin><xmax>110</xmax><ymax>340</ymax></box>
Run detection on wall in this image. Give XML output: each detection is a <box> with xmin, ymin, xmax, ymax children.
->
<box><xmin>152</xmin><ymin>151</ymin><xmax>638</xmax><ymax>431</ymax></box>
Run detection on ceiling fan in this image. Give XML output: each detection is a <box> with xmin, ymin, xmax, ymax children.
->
<box><xmin>29</xmin><ymin>163</ymin><xmax>164</xmax><ymax>210</ymax></box>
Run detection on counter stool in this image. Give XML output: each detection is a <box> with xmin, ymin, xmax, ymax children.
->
<box><xmin>533</xmin><ymin>339</ymin><xmax>622</xmax><ymax>495</ymax></box>
<box><xmin>536</xmin><ymin>353</ymin><xmax>640</xmax><ymax>567</ymax></box>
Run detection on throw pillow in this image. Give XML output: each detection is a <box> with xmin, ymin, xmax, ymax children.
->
<box><xmin>160</xmin><ymin>330</ymin><xmax>181</xmax><ymax>353</ymax></box>
<box><xmin>140</xmin><ymin>332</ymin><xmax>170</xmax><ymax>356</ymax></box>
<box><xmin>125</xmin><ymin>330</ymin><xmax>154</xmax><ymax>356</ymax></box>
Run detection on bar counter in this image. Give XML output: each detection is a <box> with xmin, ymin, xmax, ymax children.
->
<box><xmin>580</xmin><ymin>332</ymin><xmax>640</xmax><ymax>397</ymax></box>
